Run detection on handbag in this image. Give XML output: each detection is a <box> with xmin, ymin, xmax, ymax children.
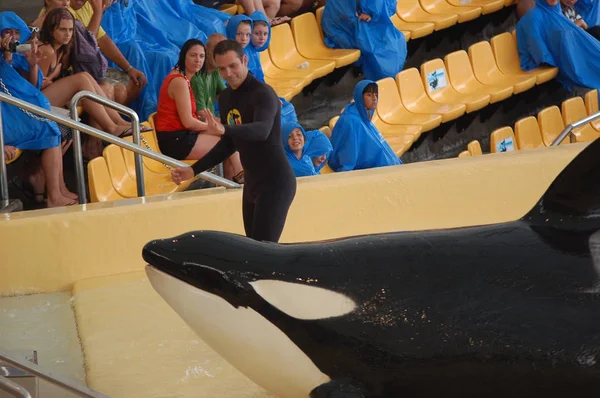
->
<box><xmin>71</xmin><ymin>20</ymin><xmax>108</xmax><ymax>82</ymax></box>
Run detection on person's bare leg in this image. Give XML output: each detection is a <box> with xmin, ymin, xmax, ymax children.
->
<box><xmin>59</xmin><ymin>166</ymin><xmax>77</xmax><ymax>200</ymax></box>
<box><xmin>263</xmin><ymin>0</ymin><xmax>282</xmax><ymax>18</ymax></box>
<box><xmin>239</xmin><ymin>0</ymin><xmax>261</xmax><ymax>15</ymax></box>
<box><xmin>42</xmin><ymin>146</ymin><xmax>76</xmax><ymax>207</ymax></box>
<box><xmin>42</xmin><ymin>75</ymin><xmax>123</xmax><ymax>136</ymax></box>
<box><xmin>113</xmin><ymin>83</ymin><xmax>127</xmax><ymax>106</ymax></box>
<box><xmin>99</xmin><ymin>81</ymin><xmax>115</xmax><ymax>101</ymax></box>
<box><xmin>278</xmin><ymin>0</ymin><xmax>307</xmax><ymax>17</ymax></box>
<box><xmin>224</xmin><ymin>152</ymin><xmax>243</xmax><ymax>180</ymax></box>
<box><xmin>82</xmin><ymin>119</ymin><xmax>105</xmax><ymax>160</ymax></box>
<box><xmin>186</xmin><ymin>134</ymin><xmax>223</xmax><ymax>160</ymax></box>
<box><xmin>79</xmin><ymin>73</ymin><xmax>129</xmax><ymax>128</ymax></box>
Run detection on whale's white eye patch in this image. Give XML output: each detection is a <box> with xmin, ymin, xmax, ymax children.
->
<box><xmin>249</xmin><ymin>280</ymin><xmax>356</xmax><ymax>320</ymax></box>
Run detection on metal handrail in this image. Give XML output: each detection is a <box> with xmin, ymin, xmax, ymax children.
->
<box><xmin>0</xmin><ymin>350</ymin><xmax>108</xmax><ymax>398</ymax></box>
<box><xmin>0</xmin><ymin>92</ymin><xmax>240</xmax><ymax>208</ymax></box>
<box><xmin>551</xmin><ymin>109</ymin><xmax>600</xmax><ymax>146</ymax></box>
<box><xmin>0</xmin><ymin>375</ymin><xmax>31</xmax><ymax>398</ymax></box>
<box><xmin>69</xmin><ymin>91</ymin><xmax>145</xmax><ymax>200</ymax></box>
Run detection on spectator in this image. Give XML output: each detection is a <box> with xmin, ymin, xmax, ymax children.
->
<box><xmin>322</xmin><ymin>0</ymin><xmax>406</xmax><ymax>81</ymax></box>
<box><xmin>560</xmin><ymin>0</ymin><xmax>600</xmax><ymax>39</ymax></box>
<box><xmin>0</xmin><ymin>11</ymin><xmax>76</xmax><ymax>207</ymax></box>
<box><xmin>238</xmin><ymin>0</ymin><xmax>290</xmax><ymax>25</ymax></box>
<box><xmin>329</xmin><ymin>80</ymin><xmax>402</xmax><ymax>172</ymax></box>
<box><xmin>304</xmin><ymin>129</ymin><xmax>333</xmax><ymax>173</ymax></box>
<box><xmin>517</xmin><ymin>0</ymin><xmax>600</xmax><ymax>95</ymax></box>
<box><xmin>575</xmin><ymin>0</ymin><xmax>600</xmax><ymax>28</ymax></box>
<box><xmin>155</xmin><ymin>39</ymin><xmax>243</xmax><ymax>182</ymax></box>
<box><xmin>281</xmin><ymin>122</ymin><xmax>318</xmax><ymax>177</ymax></box>
<box><xmin>191</xmin><ymin>33</ymin><xmax>226</xmax><ymax>117</ymax></box>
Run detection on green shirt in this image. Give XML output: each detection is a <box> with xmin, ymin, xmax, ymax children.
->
<box><xmin>190</xmin><ymin>69</ymin><xmax>226</xmax><ymax>115</ymax></box>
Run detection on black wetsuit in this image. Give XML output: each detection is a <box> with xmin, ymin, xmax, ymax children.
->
<box><xmin>191</xmin><ymin>73</ymin><xmax>296</xmax><ymax>243</ymax></box>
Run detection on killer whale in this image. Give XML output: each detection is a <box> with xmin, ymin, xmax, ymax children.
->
<box><xmin>144</xmin><ymin>139</ymin><xmax>600</xmax><ymax>398</ymax></box>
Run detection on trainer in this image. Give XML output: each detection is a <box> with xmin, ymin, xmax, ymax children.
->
<box><xmin>171</xmin><ymin>40</ymin><xmax>296</xmax><ymax>243</ymax></box>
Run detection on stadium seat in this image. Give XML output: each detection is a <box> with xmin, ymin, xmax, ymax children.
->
<box><xmin>396</xmin><ymin>68</ymin><xmax>466</xmax><ymax>122</ymax></box>
<box><xmin>269</xmin><ymin>24</ymin><xmax>336</xmax><ymax>79</ymax></box>
<box><xmin>320</xmin><ymin>163</ymin><xmax>335</xmax><ymax>174</ymax></box>
<box><xmin>376</xmin><ymin>77</ymin><xmax>442</xmax><ymax>132</ymax></box>
<box><xmin>318</xmin><ymin>126</ymin><xmax>332</xmax><ymax>138</ymax></box>
<box><xmin>263</xmin><ymin>77</ymin><xmax>303</xmax><ymax>101</ymax></box>
<box><xmin>505</xmin><ymin>0</ymin><xmax>516</xmax><ymax>5</ymax></box>
<box><xmin>584</xmin><ymin>89</ymin><xmax>600</xmax><ymax>131</ymax></box>
<box><xmin>561</xmin><ymin>97</ymin><xmax>600</xmax><ymax>142</ymax></box>
<box><xmin>219</xmin><ymin>4</ymin><xmax>237</xmax><ymax>15</ymax></box>
<box><xmin>419</xmin><ymin>0</ymin><xmax>482</xmax><ymax>23</ymax></box>
<box><xmin>467</xmin><ymin>140</ymin><xmax>482</xmax><ymax>155</ymax></box>
<box><xmin>444</xmin><ymin>50</ymin><xmax>513</xmax><ymax>103</ymax></box>
<box><xmin>458</xmin><ymin>150</ymin><xmax>471</xmax><ymax>157</ymax></box>
<box><xmin>396</xmin><ymin>0</ymin><xmax>457</xmax><ymax>30</ymax></box>
<box><xmin>291</xmin><ymin>13</ymin><xmax>361</xmax><ymax>68</ymax></box>
<box><xmin>420</xmin><ymin>59</ymin><xmax>490</xmax><ymax>113</ymax></box>
<box><xmin>446</xmin><ymin>0</ymin><xmax>504</xmax><ymax>14</ymax></box>
<box><xmin>259</xmin><ymin>50</ymin><xmax>315</xmax><ymax>82</ymax></box>
<box><xmin>329</xmin><ymin>116</ymin><xmax>339</xmax><ymax>131</ymax></box>
<box><xmin>490</xmin><ymin>33</ymin><xmax>558</xmax><ymax>85</ymax></box>
<box><xmin>390</xmin><ymin>14</ymin><xmax>434</xmax><ymax>39</ymax></box>
<box><xmin>372</xmin><ymin>115</ymin><xmax>422</xmax><ymax>156</ymax></box>
<box><xmin>514</xmin><ymin>116</ymin><xmax>544</xmax><ymax>149</ymax></box>
<box><xmin>538</xmin><ymin>106</ymin><xmax>570</xmax><ymax>146</ymax></box>
<box><xmin>316</xmin><ymin>6</ymin><xmax>325</xmax><ymax>37</ymax></box>
<box><xmin>5</xmin><ymin>148</ymin><xmax>22</xmax><ymax>165</ymax></box>
<box><xmin>87</xmin><ymin>157</ymin><xmax>126</xmax><ymax>202</ymax></box>
<box><xmin>468</xmin><ymin>41</ymin><xmax>537</xmax><ymax>94</ymax></box>
<box><xmin>489</xmin><ymin>126</ymin><xmax>518</xmax><ymax>153</ymax></box>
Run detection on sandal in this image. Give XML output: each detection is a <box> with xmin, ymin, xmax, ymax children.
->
<box><xmin>119</xmin><ymin>125</ymin><xmax>153</xmax><ymax>137</ymax></box>
<box><xmin>233</xmin><ymin>170</ymin><xmax>245</xmax><ymax>184</ymax></box>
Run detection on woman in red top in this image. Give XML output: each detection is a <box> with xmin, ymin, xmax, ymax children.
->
<box><xmin>156</xmin><ymin>39</ymin><xmax>243</xmax><ymax>182</ymax></box>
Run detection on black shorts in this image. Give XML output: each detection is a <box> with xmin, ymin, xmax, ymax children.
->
<box><xmin>156</xmin><ymin>130</ymin><xmax>198</xmax><ymax>160</ymax></box>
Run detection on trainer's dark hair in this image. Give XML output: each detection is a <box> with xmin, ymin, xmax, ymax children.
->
<box><xmin>175</xmin><ymin>38</ymin><xmax>206</xmax><ymax>75</ymax></box>
<box><xmin>363</xmin><ymin>82</ymin><xmax>378</xmax><ymax>95</ymax></box>
<box><xmin>213</xmin><ymin>39</ymin><xmax>245</xmax><ymax>61</ymax></box>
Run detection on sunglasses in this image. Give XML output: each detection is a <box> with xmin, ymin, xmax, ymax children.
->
<box><xmin>28</xmin><ymin>26</ymin><xmax>40</xmax><ymax>34</ymax></box>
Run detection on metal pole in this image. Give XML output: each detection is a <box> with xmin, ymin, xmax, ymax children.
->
<box><xmin>0</xmin><ymin>375</ymin><xmax>31</xmax><ymax>398</ymax></box>
<box><xmin>551</xmin><ymin>125</ymin><xmax>574</xmax><ymax>146</ymax></box>
<box><xmin>0</xmin><ymin>103</ymin><xmax>10</xmax><ymax>209</ymax></box>
<box><xmin>0</xmin><ymin>92</ymin><xmax>240</xmax><ymax>189</ymax></box>
<box><xmin>0</xmin><ymin>351</ymin><xmax>108</xmax><ymax>398</ymax></box>
<box><xmin>69</xmin><ymin>101</ymin><xmax>88</xmax><ymax>205</ymax></box>
<box><xmin>129</xmin><ymin>111</ymin><xmax>145</xmax><ymax>197</ymax></box>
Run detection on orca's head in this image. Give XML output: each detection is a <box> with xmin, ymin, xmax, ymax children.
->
<box><xmin>143</xmin><ymin>231</ymin><xmax>357</xmax><ymax>397</ymax></box>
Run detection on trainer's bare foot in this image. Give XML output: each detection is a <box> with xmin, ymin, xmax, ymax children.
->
<box><xmin>47</xmin><ymin>194</ymin><xmax>77</xmax><ymax>208</ymax></box>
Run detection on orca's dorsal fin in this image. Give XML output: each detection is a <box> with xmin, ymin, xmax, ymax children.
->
<box><xmin>524</xmin><ymin>138</ymin><xmax>600</xmax><ymax>225</ymax></box>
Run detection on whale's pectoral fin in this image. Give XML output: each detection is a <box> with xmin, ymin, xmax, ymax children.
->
<box><xmin>310</xmin><ymin>378</ymin><xmax>366</xmax><ymax>398</ymax></box>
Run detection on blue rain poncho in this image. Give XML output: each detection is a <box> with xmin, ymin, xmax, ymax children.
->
<box><xmin>102</xmin><ymin>0</ymin><xmax>165</xmax><ymax>121</ymax></box>
<box><xmin>169</xmin><ymin>0</ymin><xmax>228</xmax><ymax>37</ymax></box>
<box><xmin>226</xmin><ymin>13</ymin><xmax>298</xmax><ymax>125</ymax></box>
<box><xmin>329</xmin><ymin>80</ymin><xmax>402</xmax><ymax>172</ymax></box>
<box><xmin>0</xmin><ymin>12</ymin><xmax>61</xmax><ymax>150</ymax></box>
<box><xmin>575</xmin><ymin>0</ymin><xmax>600</xmax><ymax>27</ymax></box>
<box><xmin>304</xmin><ymin>130</ymin><xmax>333</xmax><ymax>173</ymax></box>
<box><xmin>282</xmin><ymin>122</ymin><xmax>318</xmax><ymax>177</ymax></box>
<box><xmin>517</xmin><ymin>0</ymin><xmax>600</xmax><ymax>92</ymax></box>
<box><xmin>322</xmin><ymin>0</ymin><xmax>406</xmax><ymax>81</ymax></box>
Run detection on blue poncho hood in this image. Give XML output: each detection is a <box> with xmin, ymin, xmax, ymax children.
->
<box><xmin>250</xmin><ymin>11</ymin><xmax>271</xmax><ymax>52</ymax></box>
<box><xmin>304</xmin><ymin>130</ymin><xmax>333</xmax><ymax>172</ymax></box>
<box><xmin>281</xmin><ymin>122</ymin><xmax>318</xmax><ymax>177</ymax></box>
<box><xmin>321</xmin><ymin>0</ymin><xmax>406</xmax><ymax>80</ymax></box>
<box><xmin>328</xmin><ymin>80</ymin><xmax>402</xmax><ymax>172</ymax></box>
<box><xmin>226</xmin><ymin>14</ymin><xmax>252</xmax><ymax>43</ymax></box>
<box><xmin>517</xmin><ymin>0</ymin><xmax>600</xmax><ymax>92</ymax></box>
<box><xmin>0</xmin><ymin>12</ymin><xmax>61</xmax><ymax>150</ymax></box>
<box><xmin>575</xmin><ymin>0</ymin><xmax>600</xmax><ymax>27</ymax></box>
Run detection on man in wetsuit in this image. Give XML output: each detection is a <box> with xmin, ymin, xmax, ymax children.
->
<box><xmin>171</xmin><ymin>40</ymin><xmax>296</xmax><ymax>243</ymax></box>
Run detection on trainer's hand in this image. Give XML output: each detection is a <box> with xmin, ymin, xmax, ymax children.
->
<box><xmin>171</xmin><ymin>167</ymin><xmax>194</xmax><ymax>185</ymax></box>
<box><xmin>203</xmin><ymin>109</ymin><xmax>225</xmax><ymax>136</ymax></box>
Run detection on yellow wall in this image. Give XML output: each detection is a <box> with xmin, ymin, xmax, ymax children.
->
<box><xmin>0</xmin><ymin>143</ymin><xmax>587</xmax><ymax>295</ymax></box>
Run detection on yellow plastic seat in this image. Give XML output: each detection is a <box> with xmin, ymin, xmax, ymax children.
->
<box><xmin>376</xmin><ymin>77</ymin><xmax>442</xmax><ymax>132</ymax></box>
<box><xmin>419</xmin><ymin>0</ymin><xmax>481</xmax><ymax>23</ymax></box>
<box><xmin>219</xmin><ymin>4</ymin><xmax>237</xmax><ymax>15</ymax></box>
<box><xmin>260</xmin><ymin>50</ymin><xmax>315</xmax><ymax>82</ymax></box>
<box><xmin>396</xmin><ymin>68</ymin><xmax>466</xmax><ymax>123</ymax></box>
<box><xmin>319</xmin><ymin>126</ymin><xmax>332</xmax><ymax>138</ymax></box>
<box><xmin>263</xmin><ymin>77</ymin><xmax>302</xmax><ymax>101</ymax></box>
<box><xmin>467</xmin><ymin>140</ymin><xmax>482</xmax><ymax>155</ymax></box>
<box><xmin>448</xmin><ymin>0</ymin><xmax>504</xmax><ymax>14</ymax></box>
<box><xmin>490</xmin><ymin>126</ymin><xmax>518</xmax><ymax>153</ymax></box>
<box><xmin>5</xmin><ymin>148</ymin><xmax>22</xmax><ymax>165</ymax></box>
<box><xmin>316</xmin><ymin>6</ymin><xmax>325</xmax><ymax>37</ymax></box>
<box><xmin>468</xmin><ymin>41</ymin><xmax>537</xmax><ymax>95</ymax></box>
<box><xmin>270</xmin><ymin>23</ymin><xmax>336</xmax><ymax>79</ymax></box>
<box><xmin>291</xmin><ymin>13</ymin><xmax>361</xmax><ymax>68</ymax></box>
<box><xmin>458</xmin><ymin>150</ymin><xmax>471</xmax><ymax>158</ymax></box>
<box><xmin>320</xmin><ymin>163</ymin><xmax>335</xmax><ymax>174</ymax></box>
<box><xmin>87</xmin><ymin>157</ymin><xmax>126</xmax><ymax>202</ymax></box>
<box><xmin>537</xmin><ymin>106</ymin><xmax>570</xmax><ymax>146</ymax></box>
<box><xmin>390</xmin><ymin>14</ymin><xmax>434</xmax><ymax>39</ymax></box>
<box><xmin>329</xmin><ymin>116</ymin><xmax>339</xmax><ymax>131</ymax></box>
<box><xmin>490</xmin><ymin>32</ymin><xmax>558</xmax><ymax>85</ymax></box>
<box><xmin>421</xmin><ymin>59</ymin><xmax>490</xmax><ymax>113</ymax></box>
<box><xmin>444</xmin><ymin>50</ymin><xmax>513</xmax><ymax>104</ymax></box>
<box><xmin>372</xmin><ymin>115</ymin><xmax>422</xmax><ymax>156</ymax></box>
<box><xmin>514</xmin><ymin>116</ymin><xmax>544</xmax><ymax>149</ymax></box>
<box><xmin>561</xmin><ymin>97</ymin><xmax>600</xmax><ymax>143</ymax></box>
<box><xmin>584</xmin><ymin>89</ymin><xmax>600</xmax><ymax>131</ymax></box>
<box><xmin>505</xmin><ymin>0</ymin><xmax>516</xmax><ymax>5</ymax></box>
<box><xmin>396</xmin><ymin>0</ymin><xmax>457</xmax><ymax>30</ymax></box>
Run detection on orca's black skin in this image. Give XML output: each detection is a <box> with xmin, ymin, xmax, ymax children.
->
<box><xmin>143</xmin><ymin>140</ymin><xmax>600</xmax><ymax>398</ymax></box>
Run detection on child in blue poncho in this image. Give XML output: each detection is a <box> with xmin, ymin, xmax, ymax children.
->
<box><xmin>281</xmin><ymin>122</ymin><xmax>318</xmax><ymax>177</ymax></box>
<box><xmin>304</xmin><ymin>130</ymin><xmax>333</xmax><ymax>173</ymax></box>
<box><xmin>329</xmin><ymin>80</ymin><xmax>402</xmax><ymax>172</ymax></box>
